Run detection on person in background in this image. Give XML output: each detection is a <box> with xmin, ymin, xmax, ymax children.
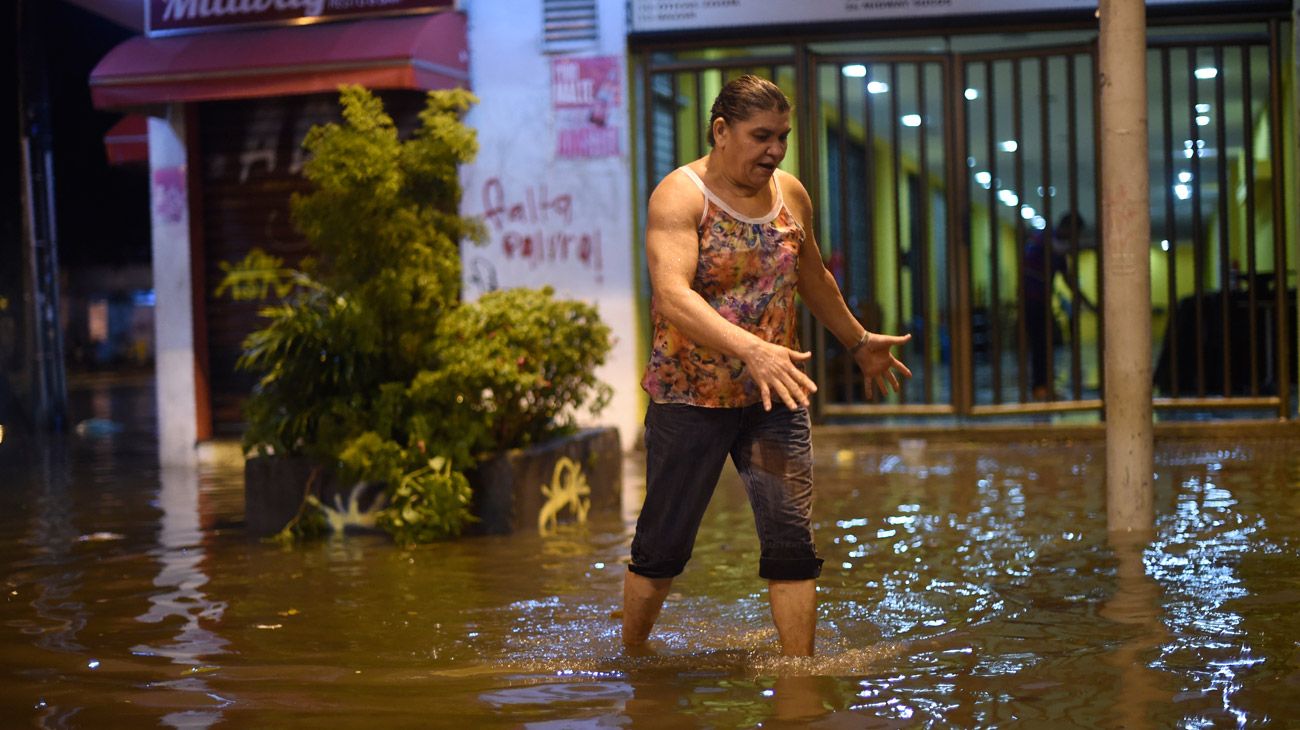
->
<box><xmin>624</xmin><ymin>75</ymin><xmax>912</xmax><ymax>657</ymax></box>
<box><xmin>1022</xmin><ymin>211</ymin><xmax>1092</xmax><ymax>401</ymax></box>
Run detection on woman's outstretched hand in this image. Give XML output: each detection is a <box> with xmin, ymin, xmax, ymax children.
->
<box><xmin>853</xmin><ymin>332</ymin><xmax>912</xmax><ymax>400</ymax></box>
<box><xmin>743</xmin><ymin>340</ymin><xmax>818</xmax><ymax>411</ymax></box>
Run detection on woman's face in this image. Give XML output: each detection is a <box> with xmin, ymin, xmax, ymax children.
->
<box><xmin>713</xmin><ymin>108</ymin><xmax>790</xmax><ymax>190</ymax></box>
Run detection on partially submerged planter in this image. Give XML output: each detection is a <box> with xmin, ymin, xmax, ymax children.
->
<box><xmin>243</xmin><ymin>426</ymin><xmax>622</xmax><ymax>538</ymax></box>
<box><xmin>465</xmin><ymin>426</ymin><xmax>621</xmax><ymax>535</ymax></box>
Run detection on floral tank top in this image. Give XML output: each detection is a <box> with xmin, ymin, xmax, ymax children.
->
<box><xmin>641</xmin><ymin>166</ymin><xmax>805</xmax><ymax>407</ymax></box>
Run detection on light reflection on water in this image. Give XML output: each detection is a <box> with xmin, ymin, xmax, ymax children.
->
<box><xmin>2</xmin><ymin>384</ymin><xmax>1300</xmax><ymax>726</ymax></box>
<box><xmin>133</xmin><ymin>467</ymin><xmax>230</xmax><ymax>730</ymax></box>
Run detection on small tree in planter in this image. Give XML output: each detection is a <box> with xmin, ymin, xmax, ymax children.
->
<box><xmin>219</xmin><ymin>86</ymin><xmax>612</xmax><ymax>544</ymax></box>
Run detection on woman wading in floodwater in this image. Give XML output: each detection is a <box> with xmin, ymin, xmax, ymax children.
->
<box><xmin>624</xmin><ymin>75</ymin><xmax>912</xmax><ymax>656</ymax></box>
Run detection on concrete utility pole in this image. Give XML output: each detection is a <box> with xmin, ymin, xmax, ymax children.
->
<box><xmin>1098</xmin><ymin>0</ymin><xmax>1153</xmax><ymax>532</ymax></box>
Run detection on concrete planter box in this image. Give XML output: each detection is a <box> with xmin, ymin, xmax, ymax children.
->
<box><xmin>243</xmin><ymin>426</ymin><xmax>622</xmax><ymax>538</ymax></box>
<box><xmin>465</xmin><ymin>426</ymin><xmax>622</xmax><ymax>535</ymax></box>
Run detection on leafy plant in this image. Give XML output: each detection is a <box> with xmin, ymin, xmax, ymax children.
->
<box><xmin>417</xmin><ymin>287</ymin><xmax>613</xmax><ymax>463</ymax></box>
<box><xmin>220</xmin><ymin>86</ymin><xmax>611</xmax><ymax>542</ymax></box>
<box><xmin>375</xmin><ymin>456</ymin><xmax>474</xmax><ymax>546</ymax></box>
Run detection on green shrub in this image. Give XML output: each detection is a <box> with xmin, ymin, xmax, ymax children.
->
<box><xmin>218</xmin><ymin>86</ymin><xmax>611</xmax><ymax>542</ymax></box>
<box><xmin>417</xmin><ymin>287</ymin><xmax>613</xmax><ymax>463</ymax></box>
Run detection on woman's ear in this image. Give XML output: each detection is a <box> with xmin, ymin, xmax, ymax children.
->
<box><xmin>712</xmin><ymin>117</ymin><xmax>728</xmax><ymax>145</ymax></box>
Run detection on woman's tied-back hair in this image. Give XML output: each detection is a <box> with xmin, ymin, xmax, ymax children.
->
<box><xmin>707</xmin><ymin>74</ymin><xmax>791</xmax><ymax>146</ymax></box>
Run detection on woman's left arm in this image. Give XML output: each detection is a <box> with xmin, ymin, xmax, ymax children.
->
<box><xmin>786</xmin><ymin>174</ymin><xmax>912</xmax><ymax>398</ymax></box>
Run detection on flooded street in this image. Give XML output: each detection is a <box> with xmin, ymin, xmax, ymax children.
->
<box><xmin>3</xmin><ymin>381</ymin><xmax>1300</xmax><ymax>727</ymax></box>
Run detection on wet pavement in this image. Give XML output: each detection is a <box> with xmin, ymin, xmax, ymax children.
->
<box><xmin>2</xmin><ymin>378</ymin><xmax>1299</xmax><ymax>727</ymax></box>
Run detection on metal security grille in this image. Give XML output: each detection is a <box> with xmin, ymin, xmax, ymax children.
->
<box><xmin>1148</xmin><ymin>34</ymin><xmax>1293</xmax><ymax>407</ymax></box>
<box><xmin>648</xmin><ymin>73</ymin><xmax>677</xmax><ymax>185</ymax></box>
<box><xmin>542</xmin><ymin>0</ymin><xmax>598</xmax><ymax>54</ymax></box>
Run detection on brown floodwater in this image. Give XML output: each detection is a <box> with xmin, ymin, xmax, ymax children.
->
<box><xmin>3</xmin><ymin>381</ymin><xmax>1300</xmax><ymax>728</ymax></box>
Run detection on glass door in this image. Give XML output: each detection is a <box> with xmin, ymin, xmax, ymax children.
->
<box><xmin>811</xmin><ymin>53</ymin><xmax>954</xmax><ymax>415</ymax></box>
<box><xmin>959</xmin><ymin>45</ymin><xmax>1102</xmax><ymax>411</ymax></box>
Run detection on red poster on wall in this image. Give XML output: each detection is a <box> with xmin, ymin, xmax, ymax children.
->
<box><xmin>552</xmin><ymin>56</ymin><xmax>623</xmax><ymax>160</ymax></box>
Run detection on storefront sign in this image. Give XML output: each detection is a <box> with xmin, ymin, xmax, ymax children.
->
<box><xmin>552</xmin><ymin>56</ymin><xmax>623</xmax><ymax>159</ymax></box>
<box><xmin>630</xmin><ymin>0</ymin><xmax>1270</xmax><ymax>33</ymax></box>
<box><xmin>148</xmin><ymin>0</ymin><xmax>454</xmax><ymax>36</ymax></box>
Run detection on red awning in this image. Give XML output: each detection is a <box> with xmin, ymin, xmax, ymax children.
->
<box><xmin>90</xmin><ymin>12</ymin><xmax>468</xmax><ymax>110</ymax></box>
<box><xmin>103</xmin><ymin>114</ymin><xmax>149</xmax><ymax>165</ymax></box>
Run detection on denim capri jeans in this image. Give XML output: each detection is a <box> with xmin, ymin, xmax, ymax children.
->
<box><xmin>629</xmin><ymin>401</ymin><xmax>824</xmax><ymax>581</ymax></box>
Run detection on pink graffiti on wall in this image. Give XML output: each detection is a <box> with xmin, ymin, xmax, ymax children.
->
<box><xmin>480</xmin><ymin>177</ymin><xmax>603</xmax><ymax>283</ymax></box>
<box><xmin>152</xmin><ymin>166</ymin><xmax>187</xmax><ymax>225</ymax></box>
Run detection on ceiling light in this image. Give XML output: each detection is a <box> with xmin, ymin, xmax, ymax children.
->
<box><xmin>1182</xmin><ymin>139</ymin><xmax>1210</xmax><ymax>158</ymax></box>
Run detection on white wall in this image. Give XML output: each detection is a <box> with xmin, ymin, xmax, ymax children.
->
<box><xmin>148</xmin><ymin>108</ymin><xmax>198</xmax><ymax>467</ymax></box>
<box><xmin>460</xmin><ymin>0</ymin><xmax>641</xmax><ymax>451</ymax></box>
